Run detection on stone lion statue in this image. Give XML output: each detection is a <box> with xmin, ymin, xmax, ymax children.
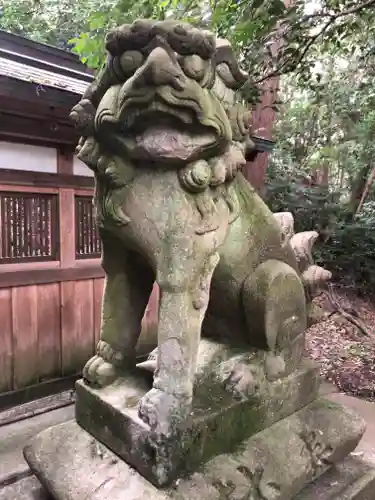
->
<box><xmin>70</xmin><ymin>19</ymin><xmax>331</xmax><ymax>432</ymax></box>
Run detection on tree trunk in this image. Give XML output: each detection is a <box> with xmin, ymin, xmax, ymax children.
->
<box><xmin>356</xmin><ymin>165</ymin><xmax>375</xmax><ymax>215</ymax></box>
<box><xmin>348</xmin><ymin>164</ymin><xmax>372</xmax><ymax>216</ymax></box>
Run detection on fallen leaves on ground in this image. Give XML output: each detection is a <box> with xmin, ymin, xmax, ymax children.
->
<box><xmin>305</xmin><ymin>287</ymin><xmax>375</xmax><ymax>402</ymax></box>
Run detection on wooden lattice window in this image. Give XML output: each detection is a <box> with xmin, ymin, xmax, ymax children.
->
<box><xmin>0</xmin><ymin>191</ymin><xmax>59</xmax><ymax>263</ymax></box>
<box><xmin>75</xmin><ymin>196</ymin><xmax>101</xmax><ymax>259</ymax></box>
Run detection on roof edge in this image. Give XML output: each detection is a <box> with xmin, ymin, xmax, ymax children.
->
<box><xmin>0</xmin><ymin>30</ymin><xmax>92</xmax><ymax>75</ymax></box>
<box><xmin>251</xmin><ymin>136</ymin><xmax>276</xmax><ymax>153</ymax></box>
<box><xmin>0</xmin><ymin>48</ymin><xmax>93</xmax><ymax>83</ymax></box>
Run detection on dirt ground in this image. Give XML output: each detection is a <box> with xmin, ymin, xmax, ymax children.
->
<box><xmin>305</xmin><ymin>285</ymin><xmax>375</xmax><ymax>402</ymax></box>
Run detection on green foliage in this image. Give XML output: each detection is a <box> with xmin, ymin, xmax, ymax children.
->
<box><xmin>2</xmin><ymin>0</ymin><xmax>375</xmax><ymax>93</ymax></box>
<box><xmin>0</xmin><ymin>0</ymin><xmax>94</xmax><ymax>49</ymax></box>
<box><xmin>325</xmin><ymin>207</ymin><xmax>375</xmax><ymax>294</ymax></box>
<box><xmin>265</xmin><ymin>176</ymin><xmax>341</xmax><ymax>235</ymax></box>
<box><xmin>266</xmin><ymin>27</ymin><xmax>375</xmax><ymax>295</ymax></box>
<box><xmin>265</xmin><ymin>170</ymin><xmax>375</xmax><ymax>294</ymax></box>
<box><xmin>272</xmin><ymin>58</ymin><xmax>375</xmax><ymax>197</ymax></box>
<box><xmin>66</xmin><ymin>0</ymin><xmax>295</xmax><ymax>80</ymax></box>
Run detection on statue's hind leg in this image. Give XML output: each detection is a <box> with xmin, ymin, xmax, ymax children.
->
<box><xmin>242</xmin><ymin>259</ymin><xmax>307</xmax><ymax>381</ymax></box>
<box><xmin>83</xmin><ymin>230</ymin><xmax>154</xmax><ymax>387</ymax></box>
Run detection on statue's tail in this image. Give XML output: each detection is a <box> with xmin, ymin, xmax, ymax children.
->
<box><xmin>273</xmin><ymin>212</ymin><xmax>332</xmax><ymax>299</ymax></box>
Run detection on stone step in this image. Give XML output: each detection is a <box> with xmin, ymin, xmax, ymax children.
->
<box><xmin>3</xmin><ymin>456</ymin><xmax>375</xmax><ymax>500</ymax></box>
<box><xmin>23</xmin><ymin>397</ymin><xmax>372</xmax><ymax>500</ymax></box>
<box><xmin>0</xmin><ymin>476</ymin><xmax>51</xmax><ymax>500</ymax></box>
<box><xmin>0</xmin><ymin>403</ymin><xmax>74</xmax><ymax>487</ymax></box>
<box><xmin>75</xmin><ymin>359</ymin><xmax>321</xmax><ymax>487</ymax></box>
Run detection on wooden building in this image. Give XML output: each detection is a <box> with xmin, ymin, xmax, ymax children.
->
<box><xmin>0</xmin><ymin>30</ymin><xmax>275</xmax><ymax>408</ymax></box>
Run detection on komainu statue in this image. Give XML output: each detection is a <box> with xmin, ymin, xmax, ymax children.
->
<box><xmin>23</xmin><ymin>20</ymin><xmax>373</xmax><ymax>500</ymax></box>
<box><xmin>71</xmin><ymin>18</ymin><xmax>331</xmax><ymax>426</ymax></box>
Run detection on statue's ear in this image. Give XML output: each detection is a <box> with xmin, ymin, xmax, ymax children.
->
<box><xmin>70</xmin><ymin>99</ymin><xmax>96</xmax><ymax>136</ymax></box>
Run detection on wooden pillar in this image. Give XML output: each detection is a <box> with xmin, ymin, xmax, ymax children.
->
<box><xmin>244</xmin><ymin>151</ymin><xmax>270</xmax><ymax>196</ymax></box>
<box><xmin>57</xmin><ymin>150</ymin><xmax>75</xmax><ymax>267</ymax></box>
<box><xmin>245</xmin><ymin>0</ymin><xmax>293</xmax><ymax>190</ymax></box>
<box><xmin>57</xmin><ymin>149</ymin><xmax>74</xmax><ymax>175</ymax></box>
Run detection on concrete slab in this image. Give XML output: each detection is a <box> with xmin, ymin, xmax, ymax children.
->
<box><xmin>0</xmin><ymin>391</ymin><xmax>74</xmax><ymax>427</ymax></box>
<box><xmin>0</xmin><ymin>476</ymin><xmax>51</xmax><ymax>500</ymax></box>
<box><xmin>24</xmin><ymin>399</ymin><xmax>367</xmax><ymax>500</ymax></box>
<box><xmin>75</xmin><ymin>360</ymin><xmax>321</xmax><ymax>487</ymax></box>
<box><xmin>0</xmin><ymin>404</ymin><xmax>74</xmax><ymax>485</ymax></box>
<box><xmin>327</xmin><ymin>393</ymin><xmax>375</xmax><ymax>466</ymax></box>
<box><xmin>0</xmin><ymin>381</ymin><xmax>374</xmax><ymax>499</ymax></box>
<box><xmin>295</xmin><ymin>456</ymin><xmax>375</xmax><ymax>499</ymax></box>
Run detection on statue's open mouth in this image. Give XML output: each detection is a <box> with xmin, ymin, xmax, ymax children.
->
<box><xmin>115</xmin><ymin>99</ymin><xmax>227</xmax><ymax>164</ymax></box>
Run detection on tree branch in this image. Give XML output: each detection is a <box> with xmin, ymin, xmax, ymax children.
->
<box><xmin>253</xmin><ymin>0</ymin><xmax>375</xmax><ymax>85</ymax></box>
<box><xmin>324</xmin><ymin>285</ymin><xmax>373</xmax><ymax>338</ymax></box>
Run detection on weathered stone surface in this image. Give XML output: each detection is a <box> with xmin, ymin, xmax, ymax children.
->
<box><xmin>9</xmin><ymin>459</ymin><xmax>375</xmax><ymax>500</ymax></box>
<box><xmin>0</xmin><ymin>476</ymin><xmax>51</xmax><ymax>500</ymax></box>
<box><xmin>295</xmin><ymin>457</ymin><xmax>375</xmax><ymax>500</ymax></box>
<box><xmin>69</xmin><ymin>18</ymin><xmax>333</xmax><ymax>443</ymax></box>
<box><xmin>75</xmin><ymin>357</ymin><xmax>320</xmax><ymax>486</ymax></box>
<box><xmin>24</xmin><ymin>398</ymin><xmax>367</xmax><ymax>500</ymax></box>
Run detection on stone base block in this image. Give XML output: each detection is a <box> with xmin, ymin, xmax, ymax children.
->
<box><xmin>295</xmin><ymin>457</ymin><xmax>375</xmax><ymax>500</ymax></box>
<box><xmin>6</xmin><ymin>460</ymin><xmax>375</xmax><ymax>500</ymax></box>
<box><xmin>24</xmin><ymin>398</ymin><xmax>369</xmax><ymax>500</ymax></box>
<box><xmin>0</xmin><ymin>476</ymin><xmax>51</xmax><ymax>500</ymax></box>
<box><xmin>75</xmin><ymin>359</ymin><xmax>320</xmax><ymax>486</ymax></box>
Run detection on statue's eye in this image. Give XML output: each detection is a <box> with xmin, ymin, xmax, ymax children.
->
<box><xmin>111</xmin><ymin>51</ymin><xmax>144</xmax><ymax>80</ymax></box>
<box><xmin>120</xmin><ymin>50</ymin><xmax>144</xmax><ymax>76</ymax></box>
<box><xmin>180</xmin><ymin>54</ymin><xmax>207</xmax><ymax>81</ymax></box>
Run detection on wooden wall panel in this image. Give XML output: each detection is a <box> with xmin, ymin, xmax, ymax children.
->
<box><xmin>0</xmin><ymin>288</ymin><xmax>12</xmax><ymax>392</ymax></box>
<box><xmin>37</xmin><ymin>283</ymin><xmax>61</xmax><ymax>381</ymax></box>
<box><xmin>12</xmin><ymin>285</ymin><xmax>38</xmax><ymax>389</ymax></box>
<box><xmin>0</xmin><ymin>277</ymin><xmax>161</xmax><ymax>396</ymax></box>
<box><xmin>61</xmin><ymin>280</ymin><xmax>95</xmax><ymax>375</ymax></box>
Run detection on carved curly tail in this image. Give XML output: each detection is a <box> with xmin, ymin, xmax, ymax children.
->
<box><xmin>273</xmin><ymin>212</ymin><xmax>332</xmax><ymax>299</ymax></box>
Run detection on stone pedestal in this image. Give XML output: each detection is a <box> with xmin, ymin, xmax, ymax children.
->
<box><xmin>23</xmin><ymin>398</ymin><xmax>374</xmax><ymax>500</ymax></box>
<box><xmin>23</xmin><ymin>347</ymin><xmax>375</xmax><ymax>499</ymax></box>
<box><xmin>74</xmin><ymin>358</ymin><xmax>320</xmax><ymax>487</ymax></box>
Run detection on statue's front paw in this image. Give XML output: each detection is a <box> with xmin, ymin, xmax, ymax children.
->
<box><xmin>82</xmin><ymin>355</ymin><xmax>117</xmax><ymax>388</ymax></box>
<box><xmin>264</xmin><ymin>352</ymin><xmax>286</xmax><ymax>381</ymax></box>
<box><xmin>221</xmin><ymin>363</ymin><xmax>260</xmax><ymax>400</ymax></box>
<box><xmin>138</xmin><ymin>388</ymin><xmax>191</xmax><ymax>434</ymax></box>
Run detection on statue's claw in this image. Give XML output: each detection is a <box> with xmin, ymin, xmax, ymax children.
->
<box><xmin>82</xmin><ymin>340</ymin><xmax>124</xmax><ymax>388</ymax></box>
<box><xmin>82</xmin><ymin>355</ymin><xmax>117</xmax><ymax>387</ymax></box>
<box><xmin>138</xmin><ymin>388</ymin><xmax>191</xmax><ymax>435</ymax></box>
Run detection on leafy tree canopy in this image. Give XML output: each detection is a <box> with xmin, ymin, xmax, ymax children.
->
<box><xmin>1</xmin><ymin>0</ymin><xmax>374</xmax><ymax>90</ymax></box>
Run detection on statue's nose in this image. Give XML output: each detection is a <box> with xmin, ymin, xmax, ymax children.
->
<box><xmin>138</xmin><ymin>47</ymin><xmax>186</xmax><ymax>90</ymax></box>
